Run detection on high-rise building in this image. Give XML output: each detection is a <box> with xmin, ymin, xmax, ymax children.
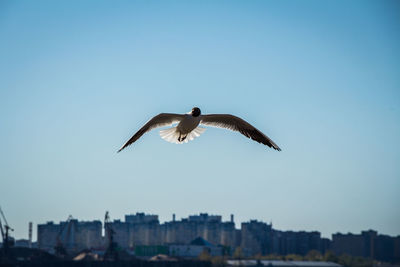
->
<box><xmin>37</xmin><ymin>220</ymin><xmax>102</xmax><ymax>252</ymax></box>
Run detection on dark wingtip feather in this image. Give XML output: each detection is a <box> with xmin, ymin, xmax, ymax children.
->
<box><xmin>117</xmin><ymin>145</ymin><xmax>126</xmax><ymax>153</ymax></box>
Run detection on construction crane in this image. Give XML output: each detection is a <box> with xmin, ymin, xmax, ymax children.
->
<box><xmin>54</xmin><ymin>215</ymin><xmax>73</xmax><ymax>257</ymax></box>
<box><xmin>103</xmin><ymin>211</ymin><xmax>118</xmax><ymax>261</ymax></box>
<box><xmin>0</xmin><ymin>206</ymin><xmax>14</xmax><ymax>259</ymax></box>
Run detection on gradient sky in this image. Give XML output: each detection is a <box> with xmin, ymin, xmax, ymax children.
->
<box><xmin>1</xmin><ymin>0</ymin><xmax>399</xmax><ymax>241</ymax></box>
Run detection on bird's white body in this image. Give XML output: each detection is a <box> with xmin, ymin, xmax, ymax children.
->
<box><xmin>159</xmin><ymin>126</ymin><xmax>206</xmax><ymax>144</ymax></box>
<box><xmin>160</xmin><ymin>114</ymin><xmax>204</xmax><ymax>144</ymax></box>
<box><xmin>118</xmin><ymin>107</ymin><xmax>281</xmax><ymax>152</ymax></box>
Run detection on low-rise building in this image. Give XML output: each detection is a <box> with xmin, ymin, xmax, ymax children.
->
<box><xmin>169</xmin><ymin>237</ymin><xmax>223</xmax><ymax>258</ymax></box>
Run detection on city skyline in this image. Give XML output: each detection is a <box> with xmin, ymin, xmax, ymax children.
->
<box><xmin>32</xmin><ymin>211</ymin><xmax>400</xmax><ymax>261</ymax></box>
<box><xmin>1</xmin><ymin>0</ymin><xmax>399</xmax><ymax>241</ymax></box>
<box><xmin>8</xmin><ymin>211</ymin><xmax>400</xmax><ymax>242</ymax></box>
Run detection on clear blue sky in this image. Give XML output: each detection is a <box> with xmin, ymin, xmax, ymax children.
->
<box><xmin>1</xmin><ymin>0</ymin><xmax>399</xmax><ymax>241</ymax></box>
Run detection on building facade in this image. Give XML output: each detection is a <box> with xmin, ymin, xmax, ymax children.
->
<box><xmin>37</xmin><ymin>219</ymin><xmax>102</xmax><ymax>252</ymax></box>
<box><xmin>332</xmin><ymin>230</ymin><xmax>400</xmax><ymax>263</ymax></box>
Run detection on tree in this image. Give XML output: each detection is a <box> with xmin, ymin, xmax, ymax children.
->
<box><xmin>259</xmin><ymin>254</ymin><xmax>284</xmax><ymax>260</ymax></box>
<box><xmin>211</xmin><ymin>256</ymin><xmax>226</xmax><ymax>267</ymax></box>
<box><xmin>233</xmin><ymin>247</ymin><xmax>244</xmax><ymax>260</ymax></box>
<box><xmin>323</xmin><ymin>251</ymin><xmax>338</xmax><ymax>262</ymax></box>
<box><xmin>285</xmin><ymin>254</ymin><xmax>303</xmax><ymax>261</ymax></box>
<box><xmin>198</xmin><ymin>249</ymin><xmax>212</xmax><ymax>261</ymax></box>
<box><xmin>305</xmin><ymin>250</ymin><xmax>323</xmax><ymax>261</ymax></box>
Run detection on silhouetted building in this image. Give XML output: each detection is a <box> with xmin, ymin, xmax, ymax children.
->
<box><xmin>125</xmin><ymin>213</ymin><xmax>159</xmax><ymax>224</ymax></box>
<box><xmin>37</xmin><ymin>221</ymin><xmax>59</xmax><ymax>251</ymax></box>
<box><xmin>332</xmin><ymin>230</ymin><xmax>376</xmax><ymax>258</ymax></box>
<box><xmin>375</xmin><ymin>234</ymin><xmax>395</xmax><ymax>262</ymax></box>
<box><xmin>241</xmin><ymin>220</ymin><xmax>273</xmax><ymax>256</ymax></box>
<box><xmin>14</xmin><ymin>239</ymin><xmax>30</xmax><ymax>248</ymax></box>
<box><xmin>394</xmin><ymin>236</ymin><xmax>400</xmax><ymax>263</ymax></box>
<box><xmin>160</xmin><ymin>213</ymin><xmax>238</xmax><ymax>248</ymax></box>
<box><xmin>332</xmin><ymin>230</ymin><xmax>400</xmax><ymax>263</ymax></box>
<box><xmin>37</xmin><ymin>219</ymin><xmax>102</xmax><ymax>252</ymax></box>
<box><xmin>320</xmin><ymin>237</ymin><xmax>331</xmax><ymax>254</ymax></box>
<box><xmin>270</xmin><ymin>230</ymin><xmax>324</xmax><ymax>256</ymax></box>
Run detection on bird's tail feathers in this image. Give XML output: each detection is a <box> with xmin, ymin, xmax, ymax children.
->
<box><xmin>159</xmin><ymin>127</ymin><xmax>206</xmax><ymax>144</ymax></box>
<box><xmin>187</xmin><ymin>126</ymin><xmax>206</xmax><ymax>141</ymax></box>
<box><xmin>159</xmin><ymin>127</ymin><xmax>181</xmax><ymax>144</ymax></box>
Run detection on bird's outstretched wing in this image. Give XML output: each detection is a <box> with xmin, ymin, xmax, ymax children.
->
<box><xmin>200</xmin><ymin>114</ymin><xmax>281</xmax><ymax>151</ymax></box>
<box><xmin>118</xmin><ymin>113</ymin><xmax>185</xmax><ymax>152</ymax></box>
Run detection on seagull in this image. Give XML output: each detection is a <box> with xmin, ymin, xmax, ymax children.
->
<box><xmin>118</xmin><ymin>107</ymin><xmax>281</xmax><ymax>152</ymax></box>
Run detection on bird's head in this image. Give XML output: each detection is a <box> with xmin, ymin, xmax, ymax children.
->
<box><xmin>191</xmin><ymin>107</ymin><xmax>201</xmax><ymax>117</ymax></box>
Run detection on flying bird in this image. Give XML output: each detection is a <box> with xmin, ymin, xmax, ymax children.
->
<box><xmin>118</xmin><ymin>107</ymin><xmax>281</xmax><ymax>152</ymax></box>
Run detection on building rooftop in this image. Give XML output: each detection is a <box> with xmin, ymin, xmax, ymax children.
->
<box><xmin>190</xmin><ymin>237</ymin><xmax>215</xmax><ymax>247</ymax></box>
